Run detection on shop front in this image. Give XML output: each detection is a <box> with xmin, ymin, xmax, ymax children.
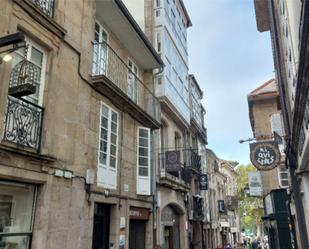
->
<box><xmin>129</xmin><ymin>206</ymin><xmax>150</xmax><ymax>249</ymax></box>
<box><xmin>0</xmin><ymin>180</ymin><xmax>36</xmax><ymax>249</ymax></box>
<box><xmin>262</xmin><ymin>189</ymin><xmax>293</xmax><ymax>249</ymax></box>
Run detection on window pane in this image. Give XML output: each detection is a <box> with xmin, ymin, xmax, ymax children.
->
<box><xmin>111</xmin><ymin>123</ymin><xmax>117</xmax><ymax>133</ymax></box>
<box><xmin>101</xmin><ymin>106</ymin><xmax>108</xmax><ymax>117</ymax></box>
<box><xmin>139</xmin><ymin>129</ymin><xmax>148</xmax><ymax>138</ymax></box>
<box><xmin>280</xmin><ymin>173</ymin><xmax>288</xmax><ymax>179</ymax></box>
<box><xmin>139</xmin><ymin>157</ymin><xmax>149</xmax><ymax>166</ymax></box>
<box><xmin>110</xmin><ymin>144</ymin><xmax>116</xmax><ymax>156</ymax></box>
<box><xmin>111</xmin><ymin>112</ymin><xmax>117</xmax><ymax>122</ymax></box>
<box><xmin>0</xmin><ymin>181</ymin><xmax>35</xmax><ymax>234</ymax></box>
<box><xmin>0</xmin><ymin>235</ymin><xmax>31</xmax><ymax>249</ymax></box>
<box><xmin>101</xmin><ymin>117</ymin><xmax>108</xmax><ymax>129</ymax></box>
<box><xmin>101</xmin><ymin>128</ymin><xmax>108</xmax><ymax>140</ymax></box>
<box><xmin>99</xmin><ymin>152</ymin><xmax>107</xmax><ymax>165</ymax></box>
<box><xmin>31</xmin><ymin>47</ymin><xmax>43</xmax><ymax>66</ymax></box>
<box><xmin>110</xmin><ymin>156</ymin><xmax>116</xmax><ymax>168</ymax></box>
<box><xmin>139</xmin><ymin>167</ymin><xmax>148</xmax><ymax>176</ymax></box>
<box><xmin>100</xmin><ymin>141</ymin><xmax>107</xmax><ymax>153</ymax></box>
<box><xmin>111</xmin><ymin>133</ymin><xmax>117</xmax><ymax>144</ymax></box>
<box><xmin>139</xmin><ymin>137</ymin><xmax>148</xmax><ymax>147</ymax></box>
<box><xmin>139</xmin><ymin>147</ymin><xmax>148</xmax><ymax>157</ymax></box>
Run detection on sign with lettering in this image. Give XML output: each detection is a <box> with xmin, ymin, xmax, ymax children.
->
<box><xmin>129</xmin><ymin>207</ymin><xmax>150</xmax><ymax>220</ymax></box>
<box><xmin>165</xmin><ymin>150</ymin><xmax>180</xmax><ymax>172</ymax></box>
<box><xmin>250</xmin><ymin>142</ymin><xmax>281</xmax><ymax>170</ymax></box>
<box><xmin>199</xmin><ymin>174</ymin><xmax>208</xmax><ymax>190</ymax></box>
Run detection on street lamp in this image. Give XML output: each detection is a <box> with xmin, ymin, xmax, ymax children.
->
<box><xmin>0</xmin><ymin>32</ymin><xmax>25</xmax><ymax>64</ymax></box>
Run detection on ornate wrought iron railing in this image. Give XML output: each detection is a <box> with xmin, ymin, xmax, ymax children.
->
<box><xmin>92</xmin><ymin>42</ymin><xmax>160</xmax><ymax>122</ymax></box>
<box><xmin>3</xmin><ymin>96</ymin><xmax>44</xmax><ymax>151</ymax></box>
<box><xmin>32</xmin><ymin>0</ymin><xmax>55</xmax><ymax>17</ymax></box>
<box><xmin>158</xmin><ymin>148</ymin><xmax>202</xmax><ymax>185</ymax></box>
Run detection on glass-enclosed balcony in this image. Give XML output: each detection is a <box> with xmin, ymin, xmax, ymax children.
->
<box><xmin>156</xmin><ymin>76</ymin><xmax>190</xmax><ymax>123</ymax></box>
<box><xmin>92</xmin><ymin>42</ymin><xmax>160</xmax><ymax>128</ymax></box>
<box><xmin>191</xmin><ymin>97</ymin><xmax>203</xmax><ymax>128</ymax></box>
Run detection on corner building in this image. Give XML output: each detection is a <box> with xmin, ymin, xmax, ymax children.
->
<box><xmin>0</xmin><ymin>0</ymin><xmax>163</xmax><ymax>249</ymax></box>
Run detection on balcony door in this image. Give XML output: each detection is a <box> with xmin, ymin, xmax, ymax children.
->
<box><xmin>128</xmin><ymin>59</ymin><xmax>138</xmax><ymax>103</ymax></box>
<box><xmin>93</xmin><ymin>21</ymin><xmax>108</xmax><ymax>76</ymax></box>
<box><xmin>12</xmin><ymin>38</ymin><xmax>46</xmax><ymax>106</ymax></box>
<box><xmin>97</xmin><ymin>103</ymin><xmax>118</xmax><ymax>189</ymax></box>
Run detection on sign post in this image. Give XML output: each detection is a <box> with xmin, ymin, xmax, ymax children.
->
<box><xmin>250</xmin><ymin>142</ymin><xmax>281</xmax><ymax>170</ymax></box>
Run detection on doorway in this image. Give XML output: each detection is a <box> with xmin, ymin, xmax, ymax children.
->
<box><xmin>92</xmin><ymin>203</ymin><xmax>110</xmax><ymax>249</ymax></box>
<box><xmin>129</xmin><ymin>220</ymin><xmax>146</xmax><ymax>249</ymax></box>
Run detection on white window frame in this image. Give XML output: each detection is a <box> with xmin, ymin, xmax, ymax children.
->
<box><xmin>97</xmin><ymin>102</ymin><xmax>119</xmax><ymax>189</ymax></box>
<box><xmin>13</xmin><ymin>37</ymin><xmax>47</xmax><ymax>106</ymax></box>
<box><xmin>136</xmin><ymin>127</ymin><xmax>151</xmax><ymax>195</ymax></box>
<box><xmin>93</xmin><ymin>21</ymin><xmax>109</xmax><ymax>76</ymax></box>
<box><xmin>127</xmin><ymin>58</ymin><xmax>139</xmax><ymax>103</ymax></box>
<box><xmin>277</xmin><ymin>166</ymin><xmax>289</xmax><ymax>188</ymax></box>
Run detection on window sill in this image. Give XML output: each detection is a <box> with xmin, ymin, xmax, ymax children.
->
<box><xmin>0</xmin><ymin>142</ymin><xmax>56</xmax><ymax>162</ymax></box>
<box><xmin>13</xmin><ymin>0</ymin><xmax>67</xmax><ymax>39</ymax></box>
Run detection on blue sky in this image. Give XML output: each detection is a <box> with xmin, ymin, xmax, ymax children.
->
<box><xmin>183</xmin><ymin>0</ymin><xmax>274</xmax><ymax>164</ymax></box>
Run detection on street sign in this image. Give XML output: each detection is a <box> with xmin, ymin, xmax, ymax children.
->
<box><xmin>165</xmin><ymin>150</ymin><xmax>180</xmax><ymax>172</ymax></box>
<box><xmin>250</xmin><ymin>142</ymin><xmax>281</xmax><ymax>170</ymax></box>
<box><xmin>199</xmin><ymin>174</ymin><xmax>208</xmax><ymax>190</ymax></box>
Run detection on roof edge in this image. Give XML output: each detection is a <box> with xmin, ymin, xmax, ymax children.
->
<box><xmin>179</xmin><ymin>0</ymin><xmax>192</xmax><ymax>27</ymax></box>
<box><xmin>114</xmin><ymin>0</ymin><xmax>165</xmax><ymax>67</ymax></box>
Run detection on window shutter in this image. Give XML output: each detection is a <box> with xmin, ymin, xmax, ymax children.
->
<box><xmin>137</xmin><ymin>127</ymin><xmax>151</xmax><ymax>195</ymax></box>
<box><xmin>97</xmin><ymin>103</ymin><xmax>118</xmax><ymax>189</ymax></box>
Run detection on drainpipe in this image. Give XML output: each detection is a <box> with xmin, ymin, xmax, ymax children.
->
<box><xmin>152</xmin><ymin>130</ymin><xmax>158</xmax><ymax>249</ymax></box>
<box><xmin>269</xmin><ymin>0</ymin><xmax>309</xmax><ymax>248</ymax></box>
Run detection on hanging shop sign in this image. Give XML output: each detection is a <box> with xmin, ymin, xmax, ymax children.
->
<box><xmin>248</xmin><ymin>171</ymin><xmax>262</xmax><ymax>196</ymax></box>
<box><xmin>250</xmin><ymin>142</ymin><xmax>281</xmax><ymax>170</ymax></box>
<box><xmin>199</xmin><ymin>174</ymin><xmax>208</xmax><ymax>190</ymax></box>
<box><xmin>165</xmin><ymin>150</ymin><xmax>180</xmax><ymax>172</ymax></box>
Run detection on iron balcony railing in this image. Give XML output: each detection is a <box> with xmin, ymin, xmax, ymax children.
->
<box><xmin>3</xmin><ymin>96</ymin><xmax>44</xmax><ymax>151</ymax></box>
<box><xmin>92</xmin><ymin>42</ymin><xmax>160</xmax><ymax>122</ymax></box>
<box><xmin>159</xmin><ymin>148</ymin><xmax>202</xmax><ymax>184</ymax></box>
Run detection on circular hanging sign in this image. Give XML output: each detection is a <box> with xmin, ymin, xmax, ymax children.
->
<box><xmin>250</xmin><ymin>142</ymin><xmax>281</xmax><ymax>170</ymax></box>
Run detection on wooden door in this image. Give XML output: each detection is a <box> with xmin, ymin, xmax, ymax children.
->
<box><xmin>92</xmin><ymin>204</ymin><xmax>110</xmax><ymax>249</ymax></box>
<box><xmin>129</xmin><ymin>220</ymin><xmax>146</xmax><ymax>249</ymax></box>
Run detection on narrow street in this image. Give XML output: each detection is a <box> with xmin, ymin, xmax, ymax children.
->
<box><xmin>0</xmin><ymin>0</ymin><xmax>308</xmax><ymax>249</ymax></box>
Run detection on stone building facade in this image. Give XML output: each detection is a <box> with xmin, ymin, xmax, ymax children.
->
<box><xmin>0</xmin><ymin>1</ymin><xmax>163</xmax><ymax>249</ymax></box>
<box><xmin>247</xmin><ymin>78</ymin><xmax>289</xmax><ymax>197</ymax></box>
<box><xmin>254</xmin><ymin>1</ymin><xmax>309</xmax><ymax>247</ymax></box>
<box><xmin>122</xmin><ymin>1</ymin><xmax>208</xmax><ymax>249</ymax></box>
<box><xmin>205</xmin><ymin>149</ymin><xmax>240</xmax><ymax>249</ymax></box>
